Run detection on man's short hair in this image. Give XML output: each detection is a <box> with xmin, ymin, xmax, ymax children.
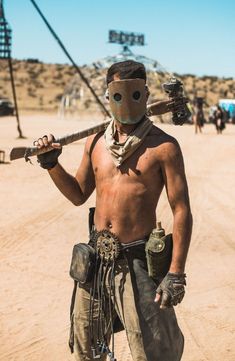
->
<box><xmin>106</xmin><ymin>60</ymin><xmax>147</xmax><ymax>85</ymax></box>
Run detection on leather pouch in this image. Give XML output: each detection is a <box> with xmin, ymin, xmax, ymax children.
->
<box><xmin>69</xmin><ymin>243</ymin><xmax>96</xmax><ymax>284</ymax></box>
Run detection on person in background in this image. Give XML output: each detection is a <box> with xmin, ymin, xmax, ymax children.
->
<box><xmin>213</xmin><ymin>105</ymin><xmax>226</xmax><ymax>134</ymax></box>
<box><xmin>192</xmin><ymin>97</ymin><xmax>205</xmax><ymax>134</ymax></box>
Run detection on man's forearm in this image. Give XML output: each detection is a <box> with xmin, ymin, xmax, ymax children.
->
<box><xmin>169</xmin><ymin>208</ymin><xmax>193</xmax><ymax>274</ymax></box>
<box><xmin>147</xmin><ymin>97</ymin><xmax>189</xmax><ymax>117</ymax></box>
<box><xmin>147</xmin><ymin>100</ymin><xmax>168</xmax><ymax>116</ymax></box>
<box><xmin>48</xmin><ymin>163</ymin><xmax>85</xmax><ymax>206</ymax></box>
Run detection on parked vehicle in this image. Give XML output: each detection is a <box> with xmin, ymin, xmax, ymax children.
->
<box><xmin>0</xmin><ymin>98</ymin><xmax>14</xmax><ymax>116</ymax></box>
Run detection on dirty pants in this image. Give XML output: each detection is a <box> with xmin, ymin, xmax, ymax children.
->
<box><xmin>72</xmin><ymin>246</ymin><xmax>184</xmax><ymax>361</ymax></box>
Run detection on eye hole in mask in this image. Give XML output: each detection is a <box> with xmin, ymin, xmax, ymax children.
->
<box><xmin>132</xmin><ymin>91</ymin><xmax>141</xmax><ymax>100</ymax></box>
<box><xmin>113</xmin><ymin>93</ymin><xmax>122</xmax><ymax>102</ymax></box>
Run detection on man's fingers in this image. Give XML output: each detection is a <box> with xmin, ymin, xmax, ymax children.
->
<box><xmin>42</xmin><ymin>135</ymin><xmax>49</xmax><ymax>146</ymax></box>
<box><xmin>34</xmin><ymin>137</ymin><xmax>47</xmax><ymax>148</ymax></box>
<box><xmin>174</xmin><ymin>96</ymin><xmax>189</xmax><ymax>104</ymax></box>
<box><xmin>172</xmin><ymin>285</ymin><xmax>185</xmax><ymax>305</ymax></box>
<box><xmin>48</xmin><ymin>134</ymin><xmax>62</xmax><ymax>149</ymax></box>
<box><xmin>174</xmin><ymin>106</ymin><xmax>186</xmax><ymax>113</ymax></box>
<box><xmin>47</xmin><ymin>134</ymin><xmax>55</xmax><ymax>143</ymax></box>
<box><xmin>169</xmin><ymin>97</ymin><xmax>189</xmax><ymax>111</ymax></box>
<box><xmin>160</xmin><ymin>292</ymin><xmax>171</xmax><ymax>309</ymax></box>
<box><xmin>36</xmin><ymin>138</ymin><xmax>44</xmax><ymax>148</ymax></box>
<box><xmin>33</xmin><ymin>134</ymin><xmax>61</xmax><ymax>150</ymax></box>
<box><xmin>167</xmin><ymin>102</ymin><xmax>175</xmax><ymax>111</ymax></box>
<box><xmin>154</xmin><ymin>292</ymin><xmax>161</xmax><ymax>303</ymax></box>
<box><xmin>51</xmin><ymin>142</ymin><xmax>62</xmax><ymax>149</ymax></box>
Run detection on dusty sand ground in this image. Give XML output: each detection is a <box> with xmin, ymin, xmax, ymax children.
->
<box><xmin>0</xmin><ymin>114</ymin><xmax>234</xmax><ymax>361</ymax></box>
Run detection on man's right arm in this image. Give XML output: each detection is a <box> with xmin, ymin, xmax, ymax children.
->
<box><xmin>35</xmin><ymin>135</ymin><xmax>95</xmax><ymax>206</ymax></box>
<box><xmin>48</xmin><ymin>162</ymin><xmax>94</xmax><ymax>206</ymax></box>
<box><xmin>147</xmin><ymin>97</ymin><xmax>188</xmax><ymax>116</ymax></box>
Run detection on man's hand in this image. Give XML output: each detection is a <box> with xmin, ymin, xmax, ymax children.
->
<box><xmin>155</xmin><ymin>272</ymin><xmax>186</xmax><ymax>309</ymax></box>
<box><xmin>147</xmin><ymin>97</ymin><xmax>189</xmax><ymax>116</ymax></box>
<box><xmin>33</xmin><ymin>134</ymin><xmax>62</xmax><ymax>170</ymax></box>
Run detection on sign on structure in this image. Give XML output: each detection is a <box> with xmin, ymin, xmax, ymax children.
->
<box><xmin>109</xmin><ymin>30</ymin><xmax>145</xmax><ymax>47</ymax></box>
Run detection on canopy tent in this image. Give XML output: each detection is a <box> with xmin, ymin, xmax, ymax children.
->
<box><xmin>92</xmin><ymin>47</ymin><xmax>167</xmax><ymax>74</ymax></box>
<box><xmin>219</xmin><ymin>99</ymin><xmax>235</xmax><ymax>118</ymax></box>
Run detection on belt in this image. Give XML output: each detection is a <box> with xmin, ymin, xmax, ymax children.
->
<box><xmin>91</xmin><ymin>229</ymin><xmax>148</xmax><ymax>262</ymax></box>
<box><xmin>121</xmin><ymin>238</ymin><xmax>148</xmax><ymax>250</ymax></box>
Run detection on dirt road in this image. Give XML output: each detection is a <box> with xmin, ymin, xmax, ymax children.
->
<box><xmin>0</xmin><ymin>115</ymin><xmax>234</xmax><ymax>361</ymax></box>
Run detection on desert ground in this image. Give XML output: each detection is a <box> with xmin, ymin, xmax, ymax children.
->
<box><xmin>0</xmin><ymin>113</ymin><xmax>234</xmax><ymax>361</ymax></box>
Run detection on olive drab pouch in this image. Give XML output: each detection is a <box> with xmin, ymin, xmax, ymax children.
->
<box><xmin>145</xmin><ymin>222</ymin><xmax>173</xmax><ymax>280</ymax></box>
<box><xmin>69</xmin><ymin>243</ymin><xmax>96</xmax><ymax>284</ymax></box>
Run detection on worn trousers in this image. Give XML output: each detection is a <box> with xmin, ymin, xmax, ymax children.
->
<box><xmin>72</xmin><ymin>248</ymin><xmax>184</xmax><ymax>361</ymax></box>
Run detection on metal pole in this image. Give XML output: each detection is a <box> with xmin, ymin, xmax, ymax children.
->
<box><xmin>1</xmin><ymin>0</ymin><xmax>25</xmax><ymax>138</ymax></box>
<box><xmin>29</xmin><ymin>0</ymin><xmax>111</xmax><ymax>119</ymax></box>
<box><xmin>8</xmin><ymin>56</ymin><xmax>25</xmax><ymax>138</ymax></box>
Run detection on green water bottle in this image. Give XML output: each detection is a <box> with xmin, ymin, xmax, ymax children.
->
<box><xmin>145</xmin><ymin>222</ymin><xmax>173</xmax><ymax>280</ymax></box>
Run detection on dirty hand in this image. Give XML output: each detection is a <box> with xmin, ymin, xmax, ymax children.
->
<box><xmin>155</xmin><ymin>272</ymin><xmax>186</xmax><ymax>309</ymax></box>
<box><xmin>167</xmin><ymin>96</ymin><xmax>189</xmax><ymax>113</ymax></box>
<box><xmin>33</xmin><ymin>134</ymin><xmax>62</xmax><ymax>169</ymax></box>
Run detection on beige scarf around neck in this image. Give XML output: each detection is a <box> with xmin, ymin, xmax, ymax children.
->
<box><xmin>104</xmin><ymin>117</ymin><xmax>153</xmax><ymax>167</ymax></box>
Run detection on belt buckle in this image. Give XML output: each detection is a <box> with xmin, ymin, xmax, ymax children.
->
<box><xmin>94</xmin><ymin>230</ymin><xmax>120</xmax><ymax>262</ymax></box>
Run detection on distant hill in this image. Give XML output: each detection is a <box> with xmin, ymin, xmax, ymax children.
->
<box><xmin>0</xmin><ymin>59</ymin><xmax>234</xmax><ymax>116</ymax></box>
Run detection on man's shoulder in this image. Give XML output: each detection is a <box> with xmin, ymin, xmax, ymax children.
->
<box><xmin>86</xmin><ymin>130</ymin><xmax>105</xmax><ymax>142</ymax></box>
<box><xmin>85</xmin><ymin>130</ymin><xmax>105</xmax><ymax>155</ymax></box>
<box><xmin>148</xmin><ymin>124</ymin><xmax>179</xmax><ymax>147</ymax></box>
<box><xmin>149</xmin><ymin>124</ymin><xmax>172</xmax><ymax>137</ymax></box>
<box><xmin>147</xmin><ymin>124</ymin><xmax>182</xmax><ymax>162</ymax></box>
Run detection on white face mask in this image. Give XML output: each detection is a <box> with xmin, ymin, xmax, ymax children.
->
<box><xmin>108</xmin><ymin>79</ymin><xmax>147</xmax><ymax>124</ymax></box>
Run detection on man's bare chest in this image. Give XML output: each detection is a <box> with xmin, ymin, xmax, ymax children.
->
<box><xmin>91</xmin><ymin>137</ymin><xmax>161</xmax><ymax>182</ymax></box>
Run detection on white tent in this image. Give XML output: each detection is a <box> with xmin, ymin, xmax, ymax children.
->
<box><xmin>92</xmin><ymin>46</ymin><xmax>168</xmax><ymax>74</ymax></box>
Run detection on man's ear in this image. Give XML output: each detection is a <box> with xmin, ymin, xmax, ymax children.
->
<box><xmin>105</xmin><ymin>89</ymin><xmax>109</xmax><ymax>100</ymax></box>
<box><xmin>145</xmin><ymin>85</ymin><xmax>150</xmax><ymax>100</ymax></box>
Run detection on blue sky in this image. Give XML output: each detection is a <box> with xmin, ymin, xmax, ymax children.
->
<box><xmin>4</xmin><ymin>0</ymin><xmax>235</xmax><ymax>77</ymax></box>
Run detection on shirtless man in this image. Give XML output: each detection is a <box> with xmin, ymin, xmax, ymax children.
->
<box><xmin>34</xmin><ymin>60</ymin><xmax>192</xmax><ymax>361</ymax></box>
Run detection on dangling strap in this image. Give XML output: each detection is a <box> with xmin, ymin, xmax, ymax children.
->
<box><xmin>68</xmin><ymin>280</ymin><xmax>78</xmax><ymax>353</ymax></box>
<box><xmin>88</xmin><ymin>230</ymin><xmax>120</xmax><ymax>361</ymax></box>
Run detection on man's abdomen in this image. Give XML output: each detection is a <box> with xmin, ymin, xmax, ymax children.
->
<box><xmin>94</xmin><ymin>181</ymin><xmax>161</xmax><ymax>243</ymax></box>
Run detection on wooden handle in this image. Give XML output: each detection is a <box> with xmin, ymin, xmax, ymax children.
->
<box><xmin>10</xmin><ymin>120</ymin><xmax>110</xmax><ymax>161</ymax></box>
